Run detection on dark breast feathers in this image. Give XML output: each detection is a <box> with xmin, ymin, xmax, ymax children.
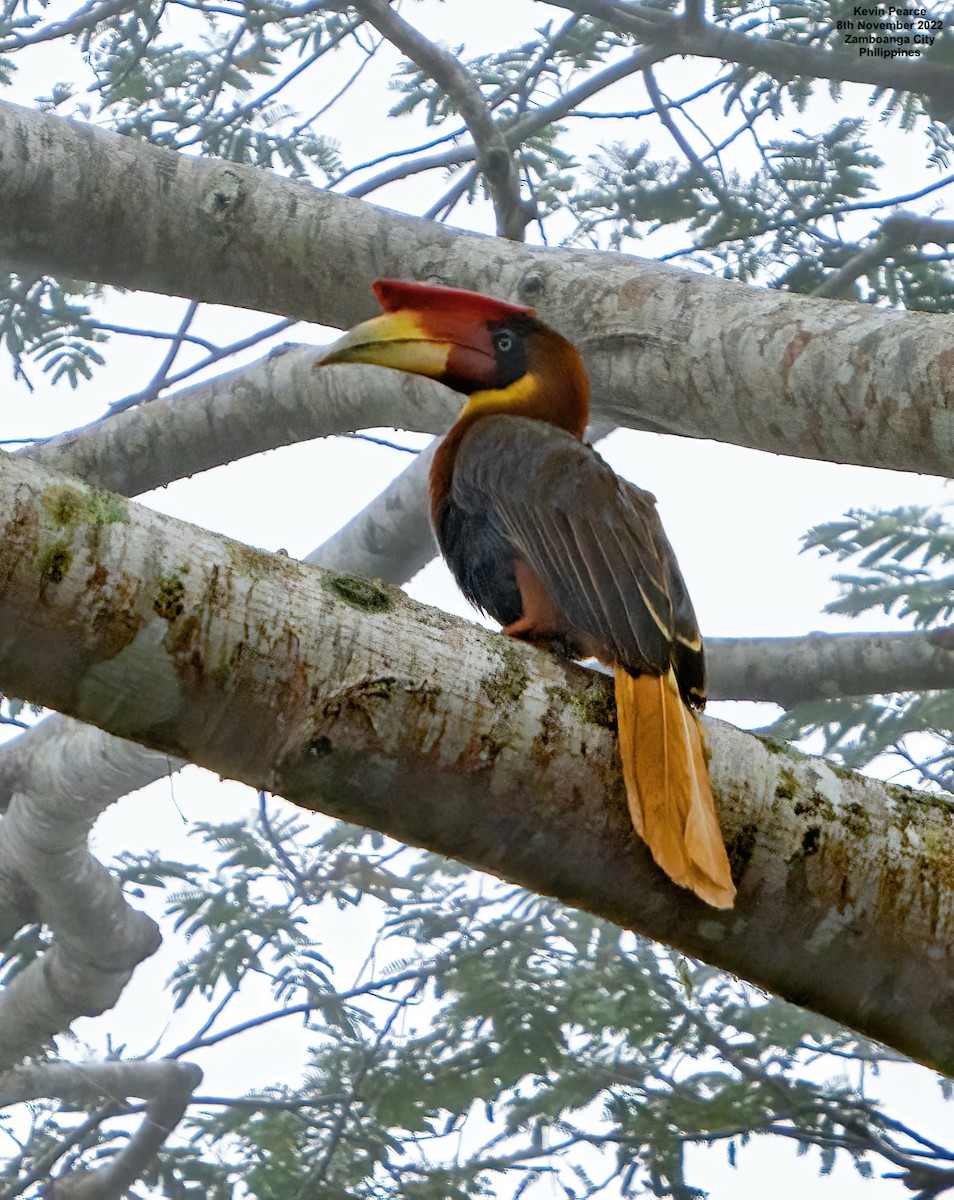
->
<box><xmin>431</xmin><ymin>414</ymin><xmax>706</xmax><ymax>709</ymax></box>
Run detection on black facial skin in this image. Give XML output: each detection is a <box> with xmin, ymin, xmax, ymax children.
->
<box><xmin>440</xmin><ymin>313</ymin><xmax>536</xmax><ymax>394</ymax></box>
<box><xmin>489</xmin><ymin>316</ymin><xmax>531</xmax><ymax>387</ymax></box>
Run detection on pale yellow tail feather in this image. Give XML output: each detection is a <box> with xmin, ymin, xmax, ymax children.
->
<box><xmin>614</xmin><ymin>666</ymin><xmax>736</xmax><ymax>909</ymax></box>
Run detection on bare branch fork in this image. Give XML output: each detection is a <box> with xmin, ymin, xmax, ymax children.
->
<box><xmin>0</xmin><ymin>1061</ymin><xmax>203</xmax><ymax>1199</ymax></box>
<box><xmin>1</xmin><ymin>447</ymin><xmax>954</xmax><ymax>1075</ymax></box>
<box><xmin>0</xmin><ymin>362</ymin><xmax>456</xmax><ymax>1074</ymax></box>
<box><xmin>353</xmin><ymin>0</ymin><xmax>533</xmax><ymax>240</ymax></box>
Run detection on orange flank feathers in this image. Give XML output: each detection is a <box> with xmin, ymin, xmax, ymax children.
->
<box><xmin>614</xmin><ymin>668</ymin><xmax>736</xmax><ymax>909</ymax></box>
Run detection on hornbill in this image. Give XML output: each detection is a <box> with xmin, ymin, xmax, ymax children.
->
<box><xmin>321</xmin><ymin>279</ymin><xmax>735</xmax><ymax>908</ymax></box>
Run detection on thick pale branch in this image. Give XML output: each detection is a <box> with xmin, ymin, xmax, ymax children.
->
<box><xmin>0</xmin><ymin>371</ymin><xmax>450</xmax><ymax>1068</ymax></box>
<box><xmin>25</xmin><ymin>353</ymin><xmax>455</xmax><ymax>496</ymax></box>
<box><xmin>707</xmin><ymin>629</ymin><xmax>954</xmax><ymax>706</ymax></box>
<box><xmin>305</xmin><ymin>439</ymin><xmax>439</xmax><ymax>580</ymax></box>
<box><xmin>3</xmin><ymin>100</ymin><xmax>954</xmax><ymax>476</ymax></box>
<box><xmin>0</xmin><ymin>721</ymin><xmax>166</xmax><ymax>1068</ymax></box>
<box><xmin>0</xmin><ymin>366</ymin><xmax>451</xmax><ymax>1063</ymax></box>
<box><xmin>2</xmin><ymin>448</ymin><xmax>954</xmax><ymax>1074</ymax></box>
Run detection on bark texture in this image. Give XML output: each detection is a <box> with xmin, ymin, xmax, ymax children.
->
<box><xmin>1</xmin><ymin>448</ymin><xmax>953</xmax><ymax>1075</ymax></box>
<box><xmin>0</xmin><ymin>722</ymin><xmax>167</xmax><ymax>1067</ymax></box>
<box><xmin>26</xmin><ymin>354</ymin><xmax>454</xmax><ymax>497</ymax></box>
<box><xmin>0</xmin><ymin>1060</ymin><xmax>203</xmax><ymax>1199</ymax></box>
<box><xmin>707</xmin><ymin>630</ymin><xmax>954</xmax><ymax>705</ymax></box>
<box><xmin>2</xmin><ymin>100</ymin><xmax>953</xmax><ymax>477</ymax></box>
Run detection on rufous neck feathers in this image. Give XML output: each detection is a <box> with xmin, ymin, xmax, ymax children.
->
<box><xmin>458</xmin><ymin>325</ymin><xmax>590</xmax><ymax>440</ymax></box>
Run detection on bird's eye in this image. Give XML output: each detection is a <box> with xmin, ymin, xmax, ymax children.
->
<box><xmin>493</xmin><ymin>328</ymin><xmax>515</xmax><ymax>354</ymax></box>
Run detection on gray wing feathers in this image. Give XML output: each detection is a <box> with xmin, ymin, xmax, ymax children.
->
<box><xmin>452</xmin><ymin>416</ymin><xmax>691</xmax><ymax>677</ymax></box>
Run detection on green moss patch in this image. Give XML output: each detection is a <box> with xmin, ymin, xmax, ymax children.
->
<box><xmin>481</xmin><ymin>642</ymin><xmax>530</xmax><ymax>706</ymax></box>
<box><xmin>40</xmin><ymin>483</ymin><xmax>129</xmax><ymax>529</ymax></box>
<box><xmin>547</xmin><ymin>681</ymin><xmax>617</xmax><ymax>731</ymax></box>
<box><xmin>39</xmin><ymin>542</ymin><xmax>72</xmax><ymax>585</ymax></box>
<box><xmin>324</xmin><ymin>574</ymin><xmax>393</xmax><ymax>613</ymax></box>
<box><xmin>154</xmin><ymin>574</ymin><xmax>186</xmax><ymax>621</ymax></box>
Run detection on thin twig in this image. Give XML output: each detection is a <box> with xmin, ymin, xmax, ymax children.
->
<box><xmin>130</xmin><ymin>300</ymin><xmax>201</xmax><ymax>404</ymax></box>
<box><xmin>107</xmin><ymin>317</ymin><xmax>295</xmax><ymax>414</ymax></box>
<box><xmin>167</xmin><ymin>965</ymin><xmax>436</xmax><ymax>1058</ymax></box>
<box><xmin>353</xmin><ymin>0</ymin><xmax>531</xmax><ymax>240</ymax></box>
<box><xmin>342</xmin><ymin>432</ymin><xmax>421</xmax><ymax>454</ymax></box>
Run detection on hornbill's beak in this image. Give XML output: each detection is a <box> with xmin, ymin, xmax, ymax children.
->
<box><xmin>320</xmin><ymin>309</ymin><xmax>461</xmax><ymax>379</ymax></box>
<box><xmin>319</xmin><ymin>278</ymin><xmax>537</xmax><ymax>386</ymax></box>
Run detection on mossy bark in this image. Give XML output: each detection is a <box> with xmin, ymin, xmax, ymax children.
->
<box><xmin>2</xmin><ymin>448</ymin><xmax>954</xmax><ymax>1074</ymax></box>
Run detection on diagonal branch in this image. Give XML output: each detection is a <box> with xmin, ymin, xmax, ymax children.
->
<box><xmin>0</xmin><ymin>0</ymin><xmax>127</xmax><ymax>51</ymax></box>
<box><xmin>3</xmin><ymin>99</ymin><xmax>953</xmax><ymax>477</ymax></box>
<box><xmin>546</xmin><ymin>0</ymin><xmax>954</xmax><ymax>106</ymax></box>
<box><xmin>642</xmin><ymin>63</ymin><xmax>731</xmax><ymax>205</ymax></box>
<box><xmin>0</xmin><ymin>1060</ymin><xmax>203</xmax><ymax>1200</ymax></box>
<box><xmin>816</xmin><ymin>213</ymin><xmax>954</xmax><ymax>299</ymax></box>
<box><xmin>353</xmin><ymin>0</ymin><xmax>531</xmax><ymax>239</ymax></box>
<box><xmin>24</xmin><ymin>350</ymin><xmax>456</xmax><ymax>496</ymax></box>
<box><xmin>2</xmin><ymin>447</ymin><xmax>954</xmax><ymax>1076</ymax></box>
<box><xmin>305</xmin><ymin>439</ymin><xmax>439</xmax><ymax>580</ymax></box>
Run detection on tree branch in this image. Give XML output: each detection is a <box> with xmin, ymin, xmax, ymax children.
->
<box><xmin>707</xmin><ymin>629</ymin><xmax>954</xmax><ymax>706</ymax></box>
<box><xmin>2</xmin><ymin>447</ymin><xmax>954</xmax><ymax>1075</ymax></box>
<box><xmin>344</xmin><ymin>47</ymin><xmax>658</xmax><ymax>198</ymax></box>
<box><xmin>3</xmin><ymin>99</ymin><xmax>953</xmax><ymax>477</ymax></box>
<box><xmin>815</xmin><ymin>214</ymin><xmax>954</xmax><ymax>300</ymax></box>
<box><xmin>0</xmin><ymin>719</ymin><xmax>166</xmax><ymax>1068</ymax></box>
<box><xmin>0</xmin><ymin>1060</ymin><xmax>202</xmax><ymax>1200</ymax></box>
<box><xmin>0</xmin><ymin>0</ymin><xmax>127</xmax><ymax>51</ymax></box>
<box><xmin>642</xmin><ymin>64</ymin><xmax>729</xmax><ymax>204</ymax></box>
<box><xmin>547</xmin><ymin>0</ymin><xmax>954</xmax><ymax>106</ymax></box>
<box><xmin>24</xmin><ymin>350</ymin><xmax>456</xmax><ymax>496</ymax></box>
<box><xmin>304</xmin><ymin>439</ymin><xmax>439</xmax><ymax>580</ymax></box>
<box><xmin>353</xmin><ymin>0</ymin><xmax>531</xmax><ymax>240</ymax></box>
